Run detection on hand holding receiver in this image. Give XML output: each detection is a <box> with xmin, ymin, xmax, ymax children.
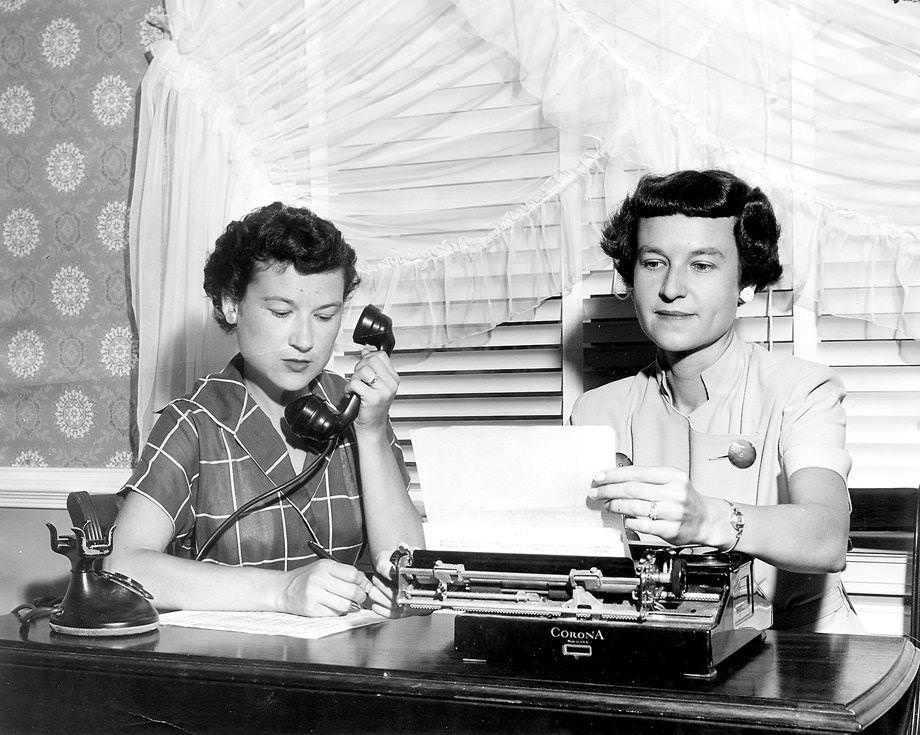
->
<box><xmin>285</xmin><ymin>304</ymin><xmax>394</xmax><ymax>443</ymax></box>
<box><xmin>279</xmin><ymin>558</ymin><xmax>372</xmax><ymax>617</ymax></box>
<box><xmin>347</xmin><ymin>344</ymin><xmax>399</xmax><ymax>434</ymax></box>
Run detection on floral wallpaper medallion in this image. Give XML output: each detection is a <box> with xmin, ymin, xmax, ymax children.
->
<box><xmin>1</xmin><ymin>0</ymin><xmax>161</xmax><ymax>466</ymax></box>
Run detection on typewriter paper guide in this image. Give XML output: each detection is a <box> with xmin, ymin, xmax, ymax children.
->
<box><xmin>411</xmin><ymin>425</ymin><xmax>629</xmax><ymax>557</ymax></box>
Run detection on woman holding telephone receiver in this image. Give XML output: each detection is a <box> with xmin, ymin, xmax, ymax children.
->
<box><xmin>572</xmin><ymin>170</ymin><xmax>862</xmax><ymax>633</ymax></box>
<box><xmin>106</xmin><ymin>202</ymin><xmax>423</xmax><ymax>618</ymax></box>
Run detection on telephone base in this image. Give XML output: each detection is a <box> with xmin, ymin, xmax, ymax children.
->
<box><xmin>49</xmin><ymin>620</ymin><xmax>160</xmax><ymax>637</ymax></box>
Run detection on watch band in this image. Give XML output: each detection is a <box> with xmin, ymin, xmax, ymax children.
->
<box><xmin>722</xmin><ymin>500</ymin><xmax>745</xmax><ymax>553</ymax></box>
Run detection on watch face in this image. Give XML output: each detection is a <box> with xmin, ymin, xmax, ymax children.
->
<box><xmin>729</xmin><ymin>505</ymin><xmax>744</xmax><ymax>532</ymax></box>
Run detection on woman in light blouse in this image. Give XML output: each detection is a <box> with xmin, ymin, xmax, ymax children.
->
<box><xmin>572</xmin><ymin>170</ymin><xmax>862</xmax><ymax>632</ymax></box>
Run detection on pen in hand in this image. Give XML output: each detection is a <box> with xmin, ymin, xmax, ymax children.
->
<box><xmin>306</xmin><ymin>540</ymin><xmax>365</xmax><ymax>612</ymax></box>
<box><xmin>307</xmin><ymin>539</ymin><xmax>338</xmax><ymax>562</ymax></box>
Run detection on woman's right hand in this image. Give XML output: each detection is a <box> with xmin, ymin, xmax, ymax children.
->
<box><xmin>589</xmin><ymin>464</ymin><xmax>733</xmax><ymax>549</ymax></box>
<box><xmin>278</xmin><ymin>559</ymin><xmax>372</xmax><ymax>617</ymax></box>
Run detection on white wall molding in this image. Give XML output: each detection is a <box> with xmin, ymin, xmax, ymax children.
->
<box><xmin>0</xmin><ymin>468</ymin><xmax>130</xmax><ymax>509</ymax></box>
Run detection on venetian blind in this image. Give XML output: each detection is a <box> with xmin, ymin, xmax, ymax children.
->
<box><xmin>336</xmin><ymin>302</ymin><xmax>563</xmax><ymax>513</ymax></box>
<box><xmin>325</xmin><ymin>20</ymin><xmax>572</xmax><ymax>514</ymax></box>
<box><xmin>807</xmin><ymin>17</ymin><xmax>920</xmax><ymax>492</ymax></box>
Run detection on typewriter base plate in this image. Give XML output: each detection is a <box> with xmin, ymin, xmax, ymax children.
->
<box><xmin>453</xmin><ymin>613</ymin><xmax>766</xmax><ymax>680</ymax></box>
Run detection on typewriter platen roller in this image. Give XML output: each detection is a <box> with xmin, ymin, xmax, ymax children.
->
<box><xmin>393</xmin><ymin>546</ymin><xmax>771</xmax><ymax>679</ymax></box>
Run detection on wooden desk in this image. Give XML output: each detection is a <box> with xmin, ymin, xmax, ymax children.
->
<box><xmin>0</xmin><ymin>612</ymin><xmax>916</xmax><ymax>734</ymax></box>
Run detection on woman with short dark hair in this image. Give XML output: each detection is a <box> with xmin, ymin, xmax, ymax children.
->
<box><xmin>573</xmin><ymin>170</ymin><xmax>862</xmax><ymax>633</ymax></box>
<box><xmin>107</xmin><ymin>202</ymin><xmax>423</xmax><ymax>618</ymax></box>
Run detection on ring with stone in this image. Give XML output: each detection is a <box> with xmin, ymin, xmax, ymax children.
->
<box><xmin>647</xmin><ymin>501</ymin><xmax>659</xmax><ymax>521</ymax></box>
<box><xmin>363</xmin><ymin>370</ymin><xmax>378</xmax><ymax>386</ymax></box>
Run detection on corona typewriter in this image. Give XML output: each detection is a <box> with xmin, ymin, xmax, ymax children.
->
<box><xmin>393</xmin><ymin>543</ymin><xmax>772</xmax><ymax>679</ymax></box>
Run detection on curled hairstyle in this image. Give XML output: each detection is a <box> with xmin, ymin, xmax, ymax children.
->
<box><xmin>204</xmin><ymin>202</ymin><xmax>360</xmax><ymax>332</ymax></box>
<box><xmin>601</xmin><ymin>170</ymin><xmax>782</xmax><ymax>291</ymax></box>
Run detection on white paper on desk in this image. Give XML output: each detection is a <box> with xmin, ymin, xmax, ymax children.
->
<box><xmin>411</xmin><ymin>425</ymin><xmax>628</xmax><ymax>557</ymax></box>
<box><xmin>157</xmin><ymin>609</ymin><xmax>384</xmax><ymax>639</ymax></box>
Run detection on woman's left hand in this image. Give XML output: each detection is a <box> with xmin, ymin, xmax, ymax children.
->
<box><xmin>364</xmin><ymin>572</ymin><xmax>409</xmax><ymax>618</ymax></box>
<box><xmin>590</xmin><ymin>465</ymin><xmax>730</xmax><ymax>548</ymax></box>
<box><xmin>347</xmin><ymin>347</ymin><xmax>399</xmax><ymax>432</ymax></box>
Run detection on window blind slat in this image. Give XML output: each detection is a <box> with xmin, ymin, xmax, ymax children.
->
<box><xmin>336</xmin><ymin>153</ymin><xmax>560</xmax><ymax>192</ymax></box>
<box><xmin>397</xmin><ymin>371</ymin><xmax>560</xmax><ymax>395</ymax></box>
<box><xmin>837</xmin><ymin>366</ymin><xmax>920</xmax><ymax>392</ymax></box>
<box><xmin>846</xmin><ymin>416</ymin><xmax>920</xmax><ymax>443</ymax></box>
<box><xmin>391</xmin><ymin>395</ymin><xmax>560</xmax><ymax>419</ymax></box>
<box><xmin>844</xmin><ymin>392</ymin><xmax>920</xmax><ymax>416</ymax></box>
<box><xmin>390</xmin><ymin>348</ymin><xmax>561</xmax><ymax>373</ymax></box>
<box><xmin>344</xmin><ymin>106</ymin><xmax>545</xmax><ymax>146</ymax></box>
<box><xmin>817</xmin><ymin>340</ymin><xmax>920</xmax><ymax>367</ymax></box>
<box><xmin>339</xmin><ymin>128</ymin><xmax>558</xmax><ymax>168</ymax></box>
<box><xmin>335</xmin><ymin>177</ymin><xmax>551</xmax><ymax>211</ymax></box>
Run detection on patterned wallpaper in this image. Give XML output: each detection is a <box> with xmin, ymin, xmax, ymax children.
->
<box><xmin>0</xmin><ymin>0</ymin><xmax>164</xmax><ymax>467</ymax></box>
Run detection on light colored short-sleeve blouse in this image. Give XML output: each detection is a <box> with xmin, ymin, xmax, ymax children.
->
<box><xmin>570</xmin><ymin>332</ymin><xmax>853</xmax><ymax>630</ymax></box>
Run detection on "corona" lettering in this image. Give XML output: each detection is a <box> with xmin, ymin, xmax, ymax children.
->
<box><xmin>550</xmin><ymin>627</ymin><xmax>605</xmax><ymax>641</ymax></box>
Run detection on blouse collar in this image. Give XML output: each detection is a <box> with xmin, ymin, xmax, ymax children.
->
<box><xmin>655</xmin><ymin>331</ymin><xmax>747</xmax><ymax>405</ymax></box>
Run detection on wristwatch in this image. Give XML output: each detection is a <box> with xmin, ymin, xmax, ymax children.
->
<box><xmin>722</xmin><ymin>500</ymin><xmax>745</xmax><ymax>553</ymax></box>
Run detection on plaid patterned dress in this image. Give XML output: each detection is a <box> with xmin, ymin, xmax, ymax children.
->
<box><xmin>122</xmin><ymin>355</ymin><xmax>409</xmax><ymax>570</ymax></box>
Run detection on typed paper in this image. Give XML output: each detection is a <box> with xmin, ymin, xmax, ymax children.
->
<box><xmin>411</xmin><ymin>425</ymin><xmax>628</xmax><ymax>557</ymax></box>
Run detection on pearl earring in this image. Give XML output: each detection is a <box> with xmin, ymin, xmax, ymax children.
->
<box><xmin>738</xmin><ymin>286</ymin><xmax>755</xmax><ymax>305</ymax></box>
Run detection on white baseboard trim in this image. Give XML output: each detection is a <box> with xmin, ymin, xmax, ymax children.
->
<box><xmin>0</xmin><ymin>467</ymin><xmax>131</xmax><ymax>508</ymax></box>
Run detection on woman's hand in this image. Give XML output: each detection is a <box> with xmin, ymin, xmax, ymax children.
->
<box><xmin>589</xmin><ymin>465</ymin><xmax>733</xmax><ymax>548</ymax></box>
<box><xmin>365</xmin><ymin>573</ymin><xmax>409</xmax><ymax>618</ymax></box>
<box><xmin>347</xmin><ymin>346</ymin><xmax>399</xmax><ymax>433</ymax></box>
<box><xmin>278</xmin><ymin>559</ymin><xmax>372</xmax><ymax>617</ymax></box>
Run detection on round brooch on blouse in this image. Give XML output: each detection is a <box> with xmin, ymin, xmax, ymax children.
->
<box><xmin>726</xmin><ymin>439</ymin><xmax>756</xmax><ymax>469</ymax></box>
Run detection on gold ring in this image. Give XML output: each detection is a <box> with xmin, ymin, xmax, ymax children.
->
<box><xmin>647</xmin><ymin>501</ymin><xmax>659</xmax><ymax>521</ymax></box>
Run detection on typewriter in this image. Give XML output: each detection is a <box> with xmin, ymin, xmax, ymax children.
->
<box><xmin>393</xmin><ymin>543</ymin><xmax>771</xmax><ymax>679</ymax></box>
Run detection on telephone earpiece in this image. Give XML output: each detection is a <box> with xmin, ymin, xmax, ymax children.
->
<box><xmin>284</xmin><ymin>304</ymin><xmax>394</xmax><ymax>443</ymax></box>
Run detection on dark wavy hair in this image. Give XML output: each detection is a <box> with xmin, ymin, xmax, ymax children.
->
<box><xmin>601</xmin><ymin>170</ymin><xmax>782</xmax><ymax>290</ymax></box>
<box><xmin>203</xmin><ymin>202</ymin><xmax>360</xmax><ymax>332</ymax></box>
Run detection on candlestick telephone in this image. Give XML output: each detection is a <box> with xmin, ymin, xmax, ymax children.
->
<box><xmin>40</xmin><ymin>493</ymin><xmax>159</xmax><ymax>637</ymax></box>
<box><xmin>24</xmin><ymin>305</ymin><xmax>395</xmax><ymax>637</ymax></box>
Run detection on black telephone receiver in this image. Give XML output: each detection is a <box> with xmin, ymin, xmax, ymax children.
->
<box><xmin>194</xmin><ymin>305</ymin><xmax>396</xmax><ymax>562</ymax></box>
<box><xmin>283</xmin><ymin>304</ymin><xmax>395</xmax><ymax>443</ymax></box>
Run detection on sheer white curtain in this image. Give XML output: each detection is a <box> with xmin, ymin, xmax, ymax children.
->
<box><xmin>129</xmin><ymin>0</ymin><xmax>920</xmax><ymax>439</ymax></box>
<box><xmin>452</xmin><ymin>0</ymin><xmax>920</xmax><ymax>309</ymax></box>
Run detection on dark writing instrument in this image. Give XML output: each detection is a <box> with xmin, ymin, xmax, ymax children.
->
<box><xmin>307</xmin><ymin>541</ymin><xmax>367</xmax><ymax>612</ymax></box>
<box><xmin>307</xmin><ymin>540</ymin><xmax>338</xmax><ymax>562</ymax></box>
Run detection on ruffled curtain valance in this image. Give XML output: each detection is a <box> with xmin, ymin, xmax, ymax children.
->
<box><xmin>129</xmin><ymin>0</ymin><xmax>920</xmax><ymax>440</ymax></box>
<box><xmin>452</xmin><ymin>0</ymin><xmax>920</xmax><ymax>313</ymax></box>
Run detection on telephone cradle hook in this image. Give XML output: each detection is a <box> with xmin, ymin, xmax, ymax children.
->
<box><xmin>46</xmin><ymin>522</ymin><xmax>159</xmax><ymax>637</ymax></box>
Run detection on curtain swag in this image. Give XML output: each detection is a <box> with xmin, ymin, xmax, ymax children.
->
<box><xmin>129</xmin><ymin>0</ymin><xmax>920</xmax><ymax>439</ymax></box>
